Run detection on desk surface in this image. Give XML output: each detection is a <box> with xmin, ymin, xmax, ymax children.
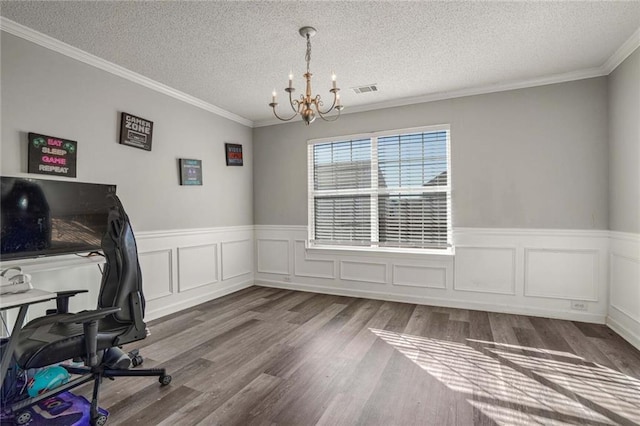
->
<box><xmin>0</xmin><ymin>289</ymin><xmax>55</xmax><ymax>310</ymax></box>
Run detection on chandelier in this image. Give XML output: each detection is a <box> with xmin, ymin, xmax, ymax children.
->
<box><xmin>269</xmin><ymin>26</ymin><xmax>343</xmax><ymax>125</ymax></box>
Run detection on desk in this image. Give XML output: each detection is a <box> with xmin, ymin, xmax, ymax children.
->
<box><xmin>0</xmin><ymin>289</ymin><xmax>56</xmax><ymax>384</ymax></box>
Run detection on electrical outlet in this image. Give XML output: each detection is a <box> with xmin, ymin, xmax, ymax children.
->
<box><xmin>570</xmin><ymin>300</ymin><xmax>588</xmax><ymax>311</ymax></box>
<box><xmin>283</xmin><ymin>276</ymin><xmax>291</xmax><ymax>282</ymax></box>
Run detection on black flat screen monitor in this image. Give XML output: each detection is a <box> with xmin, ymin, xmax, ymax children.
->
<box><xmin>1</xmin><ymin>177</ymin><xmax>116</xmax><ymax>261</ymax></box>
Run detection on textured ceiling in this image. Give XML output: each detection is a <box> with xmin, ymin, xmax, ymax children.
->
<box><xmin>2</xmin><ymin>1</ymin><xmax>640</xmax><ymax>126</ymax></box>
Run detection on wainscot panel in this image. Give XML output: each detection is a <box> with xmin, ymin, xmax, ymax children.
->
<box><xmin>293</xmin><ymin>240</ymin><xmax>335</xmax><ymax>279</ymax></box>
<box><xmin>524</xmin><ymin>248</ymin><xmax>599</xmax><ymax>301</ymax></box>
<box><xmin>340</xmin><ymin>260</ymin><xmax>387</xmax><ymax>284</ymax></box>
<box><xmin>177</xmin><ymin>243</ymin><xmax>218</xmax><ymax>292</ymax></box>
<box><xmin>454</xmin><ymin>247</ymin><xmax>516</xmax><ymax>295</ymax></box>
<box><xmin>221</xmin><ymin>239</ymin><xmax>253</xmax><ymax>281</ymax></box>
<box><xmin>256</xmin><ymin>239</ymin><xmax>290</xmax><ymax>275</ymax></box>
<box><xmin>139</xmin><ymin>249</ymin><xmax>173</xmax><ymax>301</ymax></box>
<box><xmin>608</xmin><ymin>232</ymin><xmax>640</xmax><ymax>350</ymax></box>
<box><xmin>392</xmin><ymin>263</ymin><xmax>448</xmax><ymax>289</ymax></box>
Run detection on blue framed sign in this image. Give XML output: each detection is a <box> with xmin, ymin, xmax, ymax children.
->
<box><xmin>179</xmin><ymin>159</ymin><xmax>202</xmax><ymax>185</ymax></box>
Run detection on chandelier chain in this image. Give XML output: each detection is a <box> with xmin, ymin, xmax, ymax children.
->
<box><xmin>305</xmin><ymin>34</ymin><xmax>311</xmax><ymax>74</ymax></box>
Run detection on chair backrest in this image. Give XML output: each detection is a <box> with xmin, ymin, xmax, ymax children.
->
<box><xmin>97</xmin><ymin>195</ymin><xmax>147</xmax><ymax>339</ymax></box>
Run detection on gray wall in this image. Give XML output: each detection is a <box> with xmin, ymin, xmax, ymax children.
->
<box><xmin>608</xmin><ymin>47</ymin><xmax>640</xmax><ymax>234</ymax></box>
<box><xmin>1</xmin><ymin>33</ymin><xmax>253</xmax><ymax>232</ymax></box>
<box><xmin>254</xmin><ymin>78</ymin><xmax>609</xmax><ymax>229</ymax></box>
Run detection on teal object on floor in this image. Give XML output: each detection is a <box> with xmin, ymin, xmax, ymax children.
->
<box><xmin>27</xmin><ymin>366</ymin><xmax>70</xmax><ymax>397</ymax></box>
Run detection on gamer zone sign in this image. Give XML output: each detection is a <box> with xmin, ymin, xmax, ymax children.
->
<box><xmin>28</xmin><ymin>133</ymin><xmax>77</xmax><ymax>178</ymax></box>
<box><xmin>119</xmin><ymin>112</ymin><xmax>154</xmax><ymax>151</ymax></box>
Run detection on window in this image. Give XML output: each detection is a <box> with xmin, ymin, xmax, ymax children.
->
<box><xmin>308</xmin><ymin>125</ymin><xmax>451</xmax><ymax>251</ymax></box>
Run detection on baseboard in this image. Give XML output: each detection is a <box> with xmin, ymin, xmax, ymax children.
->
<box><xmin>145</xmin><ymin>279</ymin><xmax>253</xmax><ymax>321</ymax></box>
<box><xmin>606</xmin><ymin>315</ymin><xmax>640</xmax><ymax>351</ymax></box>
<box><xmin>255</xmin><ymin>279</ymin><xmax>606</xmax><ymax>324</ymax></box>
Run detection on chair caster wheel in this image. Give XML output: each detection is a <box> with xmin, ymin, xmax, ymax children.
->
<box><xmin>159</xmin><ymin>374</ymin><xmax>172</xmax><ymax>386</ymax></box>
<box><xmin>131</xmin><ymin>355</ymin><xmax>144</xmax><ymax>367</ymax></box>
<box><xmin>16</xmin><ymin>411</ymin><xmax>31</xmax><ymax>425</ymax></box>
<box><xmin>93</xmin><ymin>414</ymin><xmax>108</xmax><ymax>426</ymax></box>
<box><xmin>128</xmin><ymin>349</ymin><xmax>144</xmax><ymax>367</ymax></box>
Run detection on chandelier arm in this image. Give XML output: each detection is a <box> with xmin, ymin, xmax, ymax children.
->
<box><xmin>288</xmin><ymin>90</ymin><xmax>298</xmax><ymax>113</ymax></box>
<box><xmin>315</xmin><ymin>91</ymin><xmax>338</xmax><ymax>115</ymax></box>
<box><xmin>317</xmin><ymin>106</ymin><xmax>342</xmax><ymax>122</ymax></box>
<box><xmin>271</xmin><ymin>105</ymin><xmax>299</xmax><ymax>122</ymax></box>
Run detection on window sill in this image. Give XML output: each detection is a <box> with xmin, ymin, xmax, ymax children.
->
<box><xmin>305</xmin><ymin>244</ymin><xmax>454</xmax><ymax>258</ymax></box>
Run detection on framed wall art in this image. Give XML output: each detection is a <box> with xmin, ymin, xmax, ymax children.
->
<box><xmin>179</xmin><ymin>159</ymin><xmax>203</xmax><ymax>185</ymax></box>
<box><xmin>28</xmin><ymin>132</ymin><xmax>77</xmax><ymax>178</ymax></box>
<box><xmin>120</xmin><ymin>112</ymin><xmax>153</xmax><ymax>151</ymax></box>
<box><xmin>225</xmin><ymin>143</ymin><xmax>243</xmax><ymax>166</ymax></box>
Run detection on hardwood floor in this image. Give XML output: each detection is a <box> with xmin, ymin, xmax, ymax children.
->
<box><xmin>82</xmin><ymin>286</ymin><xmax>640</xmax><ymax>425</ymax></box>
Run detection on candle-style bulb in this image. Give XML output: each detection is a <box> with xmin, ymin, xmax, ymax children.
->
<box><xmin>331</xmin><ymin>71</ymin><xmax>337</xmax><ymax>89</ymax></box>
<box><xmin>336</xmin><ymin>93</ymin><xmax>341</xmax><ymax>106</ymax></box>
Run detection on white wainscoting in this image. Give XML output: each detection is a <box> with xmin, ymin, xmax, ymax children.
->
<box><xmin>454</xmin><ymin>247</ymin><xmax>516</xmax><ymax>295</ymax></box>
<box><xmin>221</xmin><ymin>239</ymin><xmax>253</xmax><ymax>281</ymax></box>
<box><xmin>255</xmin><ymin>226</ymin><xmax>610</xmax><ymax>323</ymax></box>
<box><xmin>139</xmin><ymin>249</ymin><xmax>173</xmax><ymax>301</ymax></box>
<box><xmin>257</xmin><ymin>239</ymin><xmax>289</xmax><ymax>275</ymax></box>
<box><xmin>138</xmin><ymin>228</ymin><xmax>253</xmax><ymax>320</ymax></box>
<box><xmin>293</xmin><ymin>240</ymin><xmax>335</xmax><ymax>279</ymax></box>
<box><xmin>392</xmin><ymin>262</ymin><xmax>448</xmax><ymax>290</ymax></box>
<box><xmin>0</xmin><ymin>258</ymin><xmax>106</xmax><ymax>327</ymax></box>
<box><xmin>4</xmin><ymin>225</ymin><xmax>634</xmax><ymax>347</ymax></box>
<box><xmin>608</xmin><ymin>232</ymin><xmax>640</xmax><ymax>350</ymax></box>
<box><xmin>1</xmin><ymin>226</ymin><xmax>255</xmax><ymax>324</ymax></box>
<box><xmin>340</xmin><ymin>260</ymin><xmax>387</xmax><ymax>284</ymax></box>
<box><xmin>176</xmin><ymin>244</ymin><xmax>218</xmax><ymax>292</ymax></box>
<box><xmin>524</xmin><ymin>248</ymin><xmax>599</xmax><ymax>301</ymax></box>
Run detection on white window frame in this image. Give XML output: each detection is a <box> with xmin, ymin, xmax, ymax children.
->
<box><xmin>307</xmin><ymin>124</ymin><xmax>452</xmax><ymax>254</ymax></box>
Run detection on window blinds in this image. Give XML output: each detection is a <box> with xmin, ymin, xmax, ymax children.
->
<box><xmin>309</xmin><ymin>128</ymin><xmax>450</xmax><ymax>250</ymax></box>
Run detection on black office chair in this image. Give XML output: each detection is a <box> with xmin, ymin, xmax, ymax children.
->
<box><xmin>8</xmin><ymin>195</ymin><xmax>171</xmax><ymax>425</ymax></box>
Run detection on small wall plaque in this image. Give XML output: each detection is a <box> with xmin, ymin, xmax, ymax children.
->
<box><xmin>179</xmin><ymin>159</ymin><xmax>203</xmax><ymax>185</ymax></box>
<box><xmin>28</xmin><ymin>132</ymin><xmax>77</xmax><ymax>178</ymax></box>
<box><xmin>120</xmin><ymin>112</ymin><xmax>153</xmax><ymax>151</ymax></box>
<box><xmin>225</xmin><ymin>143</ymin><xmax>243</xmax><ymax>166</ymax></box>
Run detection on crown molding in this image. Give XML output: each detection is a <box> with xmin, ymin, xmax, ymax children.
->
<box><xmin>255</xmin><ymin>26</ymin><xmax>640</xmax><ymax>128</ymax></box>
<box><xmin>0</xmin><ymin>17</ymin><xmax>254</xmax><ymax>128</ymax></box>
<box><xmin>602</xmin><ymin>26</ymin><xmax>640</xmax><ymax>74</ymax></box>
<box><xmin>253</xmin><ymin>67</ymin><xmax>605</xmax><ymax>128</ymax></box>
<box><xmin>2</xmin><ymin>17</ymin><xmax>637</xmax><ymax>130</ymax></box>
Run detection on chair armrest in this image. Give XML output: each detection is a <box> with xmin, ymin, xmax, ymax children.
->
<box><xmin>47</xmin><ymin>290</ymin><xmax>89</xmax><ymax>315</ymax></box>
<box><xmin>58</xmin><ymin>307</ymin><xmax>121</xmax><ymax>324</ymax></box>
<box><xmin>56</xmin><ymin>290</ymin><xmax>88</xmax><ymax>298</ymax></box>
<box><xmin>58</xmin><ymin>307</ymin><xmax>121</xmax><ymax>367</ymax></box>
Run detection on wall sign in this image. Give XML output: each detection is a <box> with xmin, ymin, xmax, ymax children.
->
<box><xmin>28</xmin><ymin>133</ymin><xmax>77</xmax><ymax>178</ymax></box>
<box><xmin>225</xmin><ymin>143</ymin><xmax>243</xmax><ymax>166</ymax></box>
<box><xmin>119</xmin><ymin>112</ymin><xmax>153</xmax><ymax>151</ymax></box>
<box><xmin>179</xmin><ymin>159</ymin><xmax>203</xmax><ymax>185</ymax></box>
